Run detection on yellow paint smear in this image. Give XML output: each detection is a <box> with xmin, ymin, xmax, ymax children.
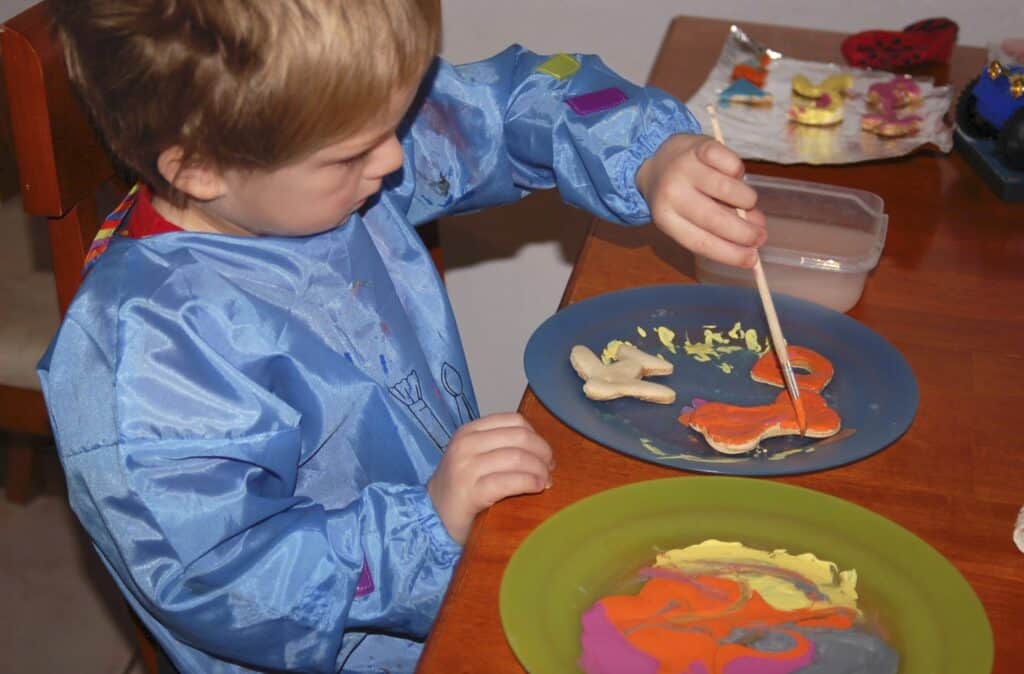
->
<box><xmin>654</xmin><ymin>326</ymin><xmax>677</xmax><ymax>354</ymax></box>
<box><xmin>655</xmin><ymin>539</ymin><xmax>859</xmax><ymax>612</ymax></box>
<box><xmin>681</xmin><ymin>321</ymin><xmax>766</xmax><ymax>370</ymax></box>
<box><xmin>601</xmin><ymin>340</ymin><xmax>629</xmax><ymax>364</ymax></box>
<box><xmin>640</xmin><ymin>438</ymin><xmax>666</xmax><ymax>456</ymax></box>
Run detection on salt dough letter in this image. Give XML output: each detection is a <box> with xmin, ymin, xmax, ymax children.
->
<box><xmin>570</xmin><ymin>344</ymin><xmax>675</xmax><ymax>404</ymax></box>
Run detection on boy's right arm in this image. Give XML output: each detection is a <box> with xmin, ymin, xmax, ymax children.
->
<box><xmin>395</xmin><ymin>46</ymin><xmax>699</xmax><ymax>228</ymax></box>
<box><xmin>38</xmin><ymin>312</ymin><xmax>460</xmax><ymax>673</ymax></box>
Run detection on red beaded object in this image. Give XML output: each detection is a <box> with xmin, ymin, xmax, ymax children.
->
<box><xmin>841</xmin><ymin>18</ymin><xmax>958</xmax><ymax>70</ymax></box>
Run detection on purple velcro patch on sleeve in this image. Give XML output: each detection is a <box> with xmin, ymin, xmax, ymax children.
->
<box><xmin>355</xmin><ymin>559</ymin><xmax>374</xmax><ymax>597</ymax></box>
<box><xmin>566</xmin><ymin>87</ymin><xmax>628</xmax><ymax>115</ymax></box>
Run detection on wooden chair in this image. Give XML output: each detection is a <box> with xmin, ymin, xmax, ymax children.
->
<box><xmin>2</xmin><ymin>4</ymin><xmax>164</xmax><ymax>670</ymax></box>
<box><xmin>0</xmin><ymin>0</ymin><xmax>112</xmax><ymax>506</ymax></box>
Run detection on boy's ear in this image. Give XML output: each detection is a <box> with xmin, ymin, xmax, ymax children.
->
<box><xmin>156</xmin><ymin>146</ymin><xmax>227</xmax><ymax>201</ymax></box>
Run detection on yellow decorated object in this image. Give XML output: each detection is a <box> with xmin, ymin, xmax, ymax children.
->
<box><xmin>788</xmin><ymin>73</ymin><xmax>852</xmax><ymax>127</ymax></box>
<box><xmin>791</xmin><ymin>73</ymin><xmax>854</xmax><ymax>99</ymax></box>
<box><xmin>789</xmin><ymin>92</ymin><xmax>845</xmax><ymax>126</ymax></box>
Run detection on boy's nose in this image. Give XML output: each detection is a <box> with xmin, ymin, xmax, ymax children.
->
<box><xmin>367</xmin><ymin>135</ymin><xmax>404</xmax><ymax>178</ymax></box>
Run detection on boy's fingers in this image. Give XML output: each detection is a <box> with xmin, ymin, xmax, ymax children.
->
<box><xmin>696</xmin><ymin>140</ymin><xmax>745</xmax><ymax>178</ymax></box>
<box><xmin>459</xmin><ymin>412</ymin><xmax>534</xmax><ymax>434</ymax></box>
<box><xmin>460</xmin><ymin>425</ymin><xmax>553</xmax><ymax>463</ymax></box>
<box><xmin>658</xmin><ymin>211</ymin><xmax>759</xmax><ymax>268</ymax></box>
<box><xmin>475</xmin><ymin>471</ymin><xmax>549</xmax><ymax>507</ymax></box>
<box><xmin>743</xmin><ymin>207</ymin><xmax>767</xmax><ymax>230</ymax></box>
<box><xmin>473</xmin><ymin>445</ymin><xmax>553</xmax><ymax>482</ymax></box>
<box><xmin>657</xmin><ymin>188</ymin><xmax>764</xmax><ymax>249</ymax></box>
<box><xmin>692</xmin><ymin>170</ymin><xmax>758</xmax><ymax>213</ymax></box>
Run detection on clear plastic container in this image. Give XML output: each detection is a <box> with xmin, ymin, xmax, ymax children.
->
<box><xmin>695</xmin><ymin>174</ymin><xmax>888</xmax><ymax>313</ymax></box>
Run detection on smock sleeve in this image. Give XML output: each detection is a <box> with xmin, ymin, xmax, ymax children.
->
<box><xmin>38</xmin><ymin>297</ymin><xmax>460</xmax><ymax>673</ymax></box>
<box><xmin>399</xmin><ymin>45</ymin><xmax>701</xmax><ymax>227</ymax></box>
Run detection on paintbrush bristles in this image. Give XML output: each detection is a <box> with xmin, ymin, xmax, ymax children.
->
<box><xmin>704</xmin><ymin>104</ymin><xmax>809</xmax><ymax>433</ymax></box>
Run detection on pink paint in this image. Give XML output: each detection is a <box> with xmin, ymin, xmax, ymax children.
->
<box><xmin>862</xmin><ymin>111</ymin><xmax>923</xmax><ymax>136</ymax></box>
<box><xmin>867</xmin><ymin>77</ymin><xmax>921</xmax><ymax>111</ymax></box>
<box><xmin>354</xmin><ymin>559</ymin><xmax>374</xmax><ymax>597</ymax></box>
<box><xmin>579</xmin><ymin>604</ymin><xmax>659</xmax><ymax>674</ymax></box>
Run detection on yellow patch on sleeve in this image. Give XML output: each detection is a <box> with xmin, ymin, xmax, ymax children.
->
<box><xmin>536</xmin><ymin>53</ymin><xmax>581</xmax><ymax>80</ymax></box>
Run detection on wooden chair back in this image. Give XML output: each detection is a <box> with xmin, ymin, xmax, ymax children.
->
<box><xmin>2</xmin><ymin>1</ymin><xmax>115</xmax><ymax>317</ymax></box>
<box><xmin>2</xmin><ymin>3</ymin><xmax>159</xmax><ymax>671</ymax></box>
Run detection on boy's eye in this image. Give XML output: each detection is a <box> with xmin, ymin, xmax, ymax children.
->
<box><xmin>335</xmin><ymin>154</ymin><xmax>362</xmax><ymax>165</ymax></box>
<box><xmin>325</xmin><ymin>149</ymin><xmax>368</xmax><ymax>166</ymax></box>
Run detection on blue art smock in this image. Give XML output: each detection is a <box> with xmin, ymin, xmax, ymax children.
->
<box><xmin>37</xmin><ymin>46</ymin><xmax>699</xmax><ymax>673</ymax></box>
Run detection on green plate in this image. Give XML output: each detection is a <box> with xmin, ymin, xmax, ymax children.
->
<box><xmin>499</xmin><ymin>477</ymin><xmax>992</xmax><ymax>674</ymax></box>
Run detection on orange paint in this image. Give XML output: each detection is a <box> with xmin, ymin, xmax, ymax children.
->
<box><xmin>751</xmin><ymin>345</ymin><xmax>834</xmax><ymax>393</ymax></box>
<box><xmin>731</xmin><ymin>63</ymin><xmax>767</xmax><ymax>87</ymax></box>
<box><xmin>679</xmin><ymin>390</ymin><xmax>841</xmax><ymax>453</ymax></box>
<box><xmin>598</xmin><ymin>574</ymin><xmax>857</xmax><ymax>673</ymax></box>
<box><xmin>794</xmin><ymin>398</ymin><xmax>809</xmax><ymax>434</ymax></box>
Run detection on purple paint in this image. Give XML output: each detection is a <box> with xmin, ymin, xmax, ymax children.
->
<box><xmin>639</xmin><ymin>566</ymin><xmax>732</xmax><ymax>602</ymax></box>
<box><xmin>578</xmin><ymin>604</ymin><xmax>659</xmax><ymax>674</ymax></box>
<box><xmin>566</xmin><ymin>87</ymin><xmax>628</xmax><ymax>115</ymax></box>
<box><xmin>647</xmin><ymin>562</ymin><xmax>828</xmax><ymax>603</ymax></box>
<box><xmin>354</xmin><ymin>559</ymin><xmax>374</xmax><ymax>597</ymax></box>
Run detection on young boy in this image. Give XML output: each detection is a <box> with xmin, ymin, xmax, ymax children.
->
<box><xmin>40</xmin><ymin>1</ymin><xmax>765</xmax><ymax>672</ymax></box>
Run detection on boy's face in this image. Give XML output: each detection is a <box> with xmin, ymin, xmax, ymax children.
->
<box><xmin>192</xmin><ymin>84</ymin><xmax>419</xmax><ymax>238</ymax></box>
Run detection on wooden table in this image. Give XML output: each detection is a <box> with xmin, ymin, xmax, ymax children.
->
<box><xmin>418</xmin><ymin>16</ymin><xmax>1024</xmax><ymax>673</ymax></box>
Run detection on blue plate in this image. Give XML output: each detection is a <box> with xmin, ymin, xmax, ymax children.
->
<box><xmin>523</xmin><ymin>284</ymin><xmax>918</xmax><ymax>476</ymax></box>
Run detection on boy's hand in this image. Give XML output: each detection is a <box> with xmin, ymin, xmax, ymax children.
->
<box><xmin>427</xmin><ymin>413</ymin><xmax>554</xmax><ymax>545</ymax></box>
<box><xmin>635</xmin><ymin>134</ymin><xmax>767</xmax><ymax>268</ymax></box>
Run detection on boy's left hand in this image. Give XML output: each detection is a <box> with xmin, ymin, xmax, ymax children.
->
<box><xmin>635</xmin><ymin>134</ymin><xmax>767</xmax><ymax>268</ymax></box>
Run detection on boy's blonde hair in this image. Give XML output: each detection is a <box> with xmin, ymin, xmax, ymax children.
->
<box><xmin>53</xmin><ymin>0</ymin><xmax>442</xmax><ymax>203</ymax></box>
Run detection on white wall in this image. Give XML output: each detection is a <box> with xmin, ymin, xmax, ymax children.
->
<box><xmin>439</xmin><ymin>1</ymin><xmax>1023</xmax><ymax>415</ymax></box>
<box><xmin>0</xmin><ymin>0</ymin><xmax>32</xmax><ymax>21</ymax></box>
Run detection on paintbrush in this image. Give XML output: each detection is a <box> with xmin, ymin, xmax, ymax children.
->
<box><xmin>705</xmin><ymin>105</ymin><xmax>808</xmax><ymax>433</ymax></box>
